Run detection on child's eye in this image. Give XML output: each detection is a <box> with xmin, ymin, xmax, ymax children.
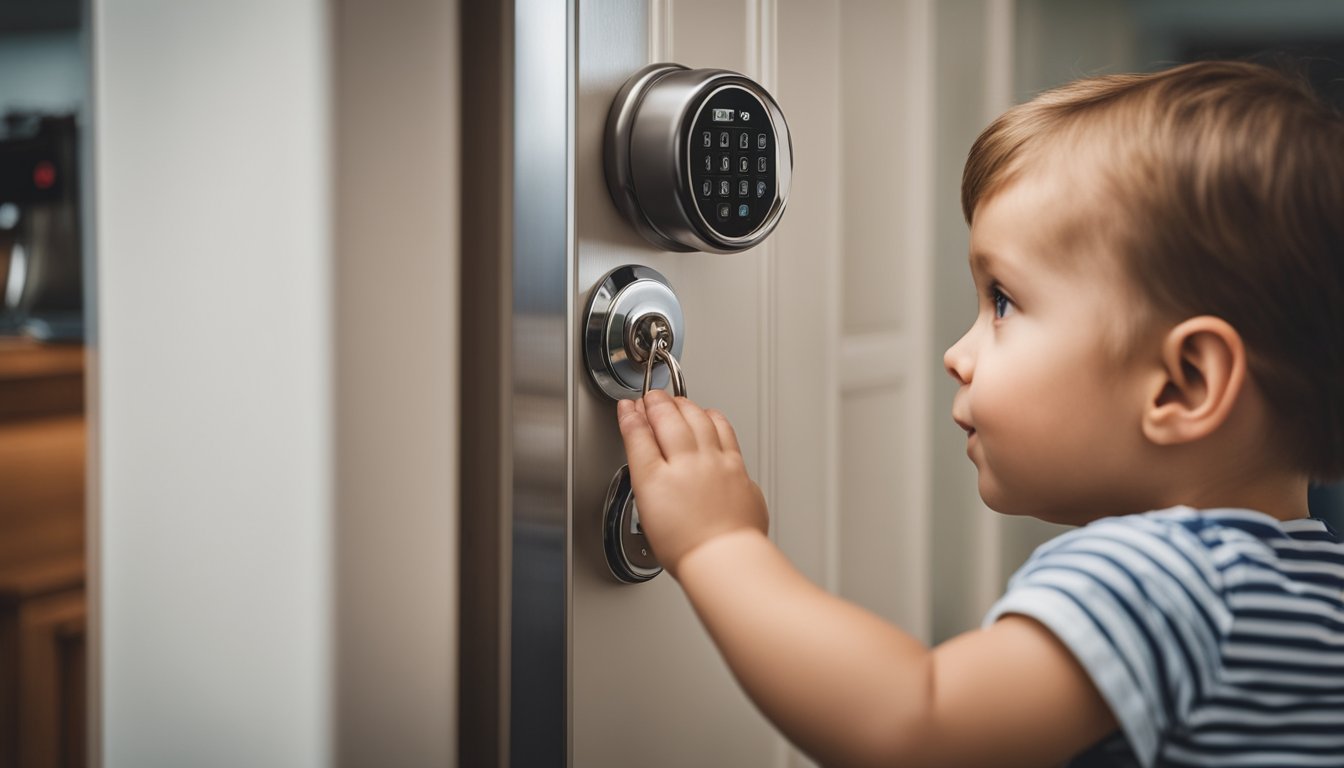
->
<box><xmin>991</xmin><ymin>285</ymin><xmax>1014</xmax><ymax>319</ymax></box>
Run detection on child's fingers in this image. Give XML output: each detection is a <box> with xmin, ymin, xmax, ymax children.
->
<box><xmin>705</xmin><ymin>408</ymin><xmax>742</xmax><ymax>455</ymax></box>
<box><xmin>641</xmin><ymin>389</ymin><xmax>697</xmax><ymax>456</ymax></box>
<box><xmin>616</xmin><ymin>398</ymin><xmax>665</xmax><ymax>466</ymax></box>
<box><xmin>673</xmin><ymin>396</ymin><xmax>722</xmax><ymax>450</ymax></box>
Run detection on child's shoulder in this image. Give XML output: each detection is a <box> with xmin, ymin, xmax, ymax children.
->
<box><xmin>1023</xmin><ymin>505</ymin><xmax>1342</xmax><ymax>597</ymax></box>
<box><xmin>1043</xmin><ymin>505</ymin><xmax>1338</xmax><ymax>549</ymax></box>
<box><xmin>989</xmin><ymin>506</ymin><xmax>1344</xmax><ymax>767</ymax></box>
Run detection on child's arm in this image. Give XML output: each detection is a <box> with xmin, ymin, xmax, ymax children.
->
<box><xmin>617</xmin><ymin>391</ymin><xmax>1118</xmax><ymax>767</ymax></box>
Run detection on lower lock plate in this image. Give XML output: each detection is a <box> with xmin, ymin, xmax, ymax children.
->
<box><xmin>602</xmin><ymin>464</ymin><xmax>662</xmax><ymax>583</ymax></box>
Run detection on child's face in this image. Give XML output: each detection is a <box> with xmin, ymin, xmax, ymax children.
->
<box><xmin>944</xmin><ymin>173</ymin><xmax>1156</xmax><ymax>523</ymax></box>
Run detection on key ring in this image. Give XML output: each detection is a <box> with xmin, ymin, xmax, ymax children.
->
<box><xmin>642</xmin><ymin>336</ymin><xmax>687</xmax><ymax>398</ymax></box>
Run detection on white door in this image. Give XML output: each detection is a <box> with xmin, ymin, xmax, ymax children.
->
<box><xmin>472</xmin><ymin>1</ymin><xmax>1020</xmax><ymax>766</ymax></box>
<box><xmin>569</xmin><ymin>1</ymin><xmax>790</xmax><ymax>763</ymax></box>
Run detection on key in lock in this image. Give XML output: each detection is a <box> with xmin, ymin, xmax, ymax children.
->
<box><xmin>604</xmin><ymin>310</ymin><xmax>683</xmax><ymax>582</ymax></box>
<box><xmin>584</xmin><ymin>265</ymin><xmax>694</xmax><ymax>583</ymax></box>
<box><xmin>582</xmin><ymin>265</ymin><xmax>685</xmax><ymax>400</ymax></box>
<box><xmin>626</xmin><ymin>313</ymin><xmax>687</xmax><ymax>399</ymax></box>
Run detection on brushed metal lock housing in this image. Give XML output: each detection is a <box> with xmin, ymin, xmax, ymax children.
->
<box><xmin>604</xmin><ymin>63</ymin><xmax>793</xmax><ymax>253</ymax></box>
<box><xmin>584</xmin><ymin>264</ymin><xmax>685</xmax><ymax>401</ymax></box>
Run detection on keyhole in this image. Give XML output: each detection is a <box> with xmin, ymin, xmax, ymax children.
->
<box><xmin>627</xmin><ymin>313</ymin><xmax>673</xmax><ymax>364</ymax></box>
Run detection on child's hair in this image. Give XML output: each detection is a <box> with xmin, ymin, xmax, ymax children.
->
<box><xmin>961</xmin><ymin>60</ymin><xmax>1344</xmax><ymax>482</ymax></box>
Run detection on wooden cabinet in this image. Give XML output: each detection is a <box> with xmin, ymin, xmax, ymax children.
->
<box><xmin>0</xmin><ymin>339</ymin><xmax>86</xmax><ymax>768</ymax></box>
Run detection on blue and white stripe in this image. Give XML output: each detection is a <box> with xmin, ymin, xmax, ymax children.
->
<box><xmin>984</xmin><ymin>506</ymin><xmax>1344</xmax><ymax>767</ymax></box>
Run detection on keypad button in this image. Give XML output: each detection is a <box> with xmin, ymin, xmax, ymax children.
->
<box><xmin>702</xmin><ymin>131</ymin><xmax>712</xmax><ymax>148</ymax></box>
<box><xmin>737</xmin><ymin>156</ymin><xmax>750</xmax><ymax>173</ymax></box>
<box><xmin>737</xmin><ymin>131</ymin><xmax>751</xmax><ymax>150</ymax></box>
<box><xmin>718</xmin><ymin>154</ymin><xmax>732</xmax><ymax>173</ymax></box>
<box><xmin>717</xmin><ymin>203</ymin><xmax>732</xmax><ymax>220</ymax></box>
<box><xmin>756</xmin><ymin>132</ymin><xmax>768</xmax><ymax>150</ymax></box>
<box><xmin>718</xmin><ymin>131</ymin><xmax>731</xmax><ymax>148</ymax></box>
<box><xmin>756</xmin><ymin>180</ymin><xmax>768</xmax><ymax>199</ymax></box>
<box><xmin>737</xmin><ymin>203</ymin><xmax>750</xmax><ymax>218</ymax></box>
<box><xmin>756</xmin><ymin>155</ymin><xmax>767</xmax><ymax>173</ymax></box>
<box><xmin>718</xmin><ymin>179</ymin><xmax>731</xmax><ymax>198</ymax></box>
<box><xmin>738</xmin><ymin>179</ymin><xmax>750</xmax><ymax>197</ymax></box>
<box><xmin>700</xmin><ymin>179</ymin><xmax>713</xmax><ymax>198</ymax></box>
<box><xmin>702</xmin><ymin>154</ymin><xmax>713</xmax><ymax>172</ymax></box>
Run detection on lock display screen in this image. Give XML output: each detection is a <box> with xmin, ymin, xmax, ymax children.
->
<box><xmin>687</xmin><ymin>85</ymin><xmax>776</xmax><ymax>240</ymax></box>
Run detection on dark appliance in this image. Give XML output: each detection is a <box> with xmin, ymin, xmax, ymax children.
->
<box><xmin>0</xmin><ymin>113</ymin><xmax>83</xmax><ymax>341</ymax></box>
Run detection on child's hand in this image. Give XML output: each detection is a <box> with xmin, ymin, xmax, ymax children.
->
<box><xmin>615</xmin><ymin>390</ymin><xmax>768</xmax><ymax>576</ymax></box>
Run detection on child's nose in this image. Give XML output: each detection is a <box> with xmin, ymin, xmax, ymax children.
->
<box><xmin>943</xmin><ymin>333</ymin><xmax>974</xmax><ymax>385</ymax></box>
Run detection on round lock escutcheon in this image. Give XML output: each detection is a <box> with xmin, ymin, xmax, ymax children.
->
<box><xmin>584</xmin><ymin>265</ymin><xmax>685</xmax><ymax>401</ymax></box>
<box><xmin>605</xmin><ymin>63</ymin><xmax>793</xmax><ymax>254</ymax></box>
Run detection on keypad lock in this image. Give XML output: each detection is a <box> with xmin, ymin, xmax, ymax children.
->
<box><xmin>605</xmin><ymin>63</ymin><xmax>793</xmax><ymax>253</ymax></box>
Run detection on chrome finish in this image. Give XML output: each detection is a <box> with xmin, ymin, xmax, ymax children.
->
<box><xmin>508</xmin><ymin>0</ymin><xmax>571</xmax><ymax>763</ymax></box>
<box><xmin>583</xmin><ymin>264</ymin><xmax>685</xmax><ymax>400</ymax></box>
<box><xmin>604</xmin><ymin>63</ymin><xmax>793</xmax><ymax>253</ymax></box>
<box><xmin>604</xmin><ymin>64</ymin><xmax>690</xmax><ymax>251</ymax></box>
<box><xmin>602</xmin><ymin>465</ymin><xmax>663</xmax><ymax>583</ymax></box>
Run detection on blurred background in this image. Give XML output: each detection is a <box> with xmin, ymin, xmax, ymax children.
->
<box><xmin>2</xmin><ymin>0</ymin><xmax>90</xmax><ymax>766</ymax></box>
<box><xmin>0</xmin><ymin>1</ymin><xmax>1341</xmax><ymax>766</ymax></box>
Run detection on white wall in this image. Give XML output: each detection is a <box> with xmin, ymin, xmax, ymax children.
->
<box><xmin>94</xmin><ymin>1</ymin><xmax>461</xmax><ymax>766</ymax></box>
<box><xmin>94</xmin><ymin>2</ymin><xmax>332</xmax><ymax>764</ymax></box>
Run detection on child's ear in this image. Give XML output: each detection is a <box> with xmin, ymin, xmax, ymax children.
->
<box><xmin>1141</xmin><ymin>316</ymin><xmax>1247</xmax><ymax>446</ymax></box>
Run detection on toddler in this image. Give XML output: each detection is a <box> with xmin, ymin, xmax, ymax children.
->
<box><xmin>616</xmin><ymin>61</ymin><xmax>1344</xmax><ymax>767</ymax></box>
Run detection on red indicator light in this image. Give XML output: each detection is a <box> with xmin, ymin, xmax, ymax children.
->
<box><xmin>33</xmin><ymin>161</ymin><xmax>56</xmax><ymax>190</ymax></box>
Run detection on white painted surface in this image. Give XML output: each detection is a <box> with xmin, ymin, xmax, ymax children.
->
<box><xmin>832</xmin><ymin>0</ymin><xmax>936</xmax><ymax>640</ymax></box>
<box><xmin>574</xmin><ymin>2</ymin><xmax>964</xmax><ymax>765</ymax></box>
<box><xmin>95</xmin><ymin>1</ymin><xmax>333</xmax><ymax>763</ymax></box>
<box><xmin>571</xmin><ymin>2</ymin><xmax>781</xmax><ymax>763</ymax></box>
<box><xmin>94</xmin><ymin>1</ymin><xmax>462</xmax><ymax>765</ymax></box>
<box><xmin>95</xmin><ymin>2</ymin><xmax>332</xmax><ymax>764</ymax></box>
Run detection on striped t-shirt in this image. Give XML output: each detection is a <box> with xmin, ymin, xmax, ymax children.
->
<box><xmin>983</xmin><ymin>506</ymin><xmax>1344</xmax><ymax>767</ymax></box>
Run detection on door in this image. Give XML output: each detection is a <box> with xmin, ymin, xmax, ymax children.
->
<box><xmin>461</xmin><ymin>1</ymin><xmax>801</xmax><ymax>763</ymax></box>
<box><xmin>461</xmin><ymin>1</ymin><xmax>1010</xmax><ymax>765</ymax></box>
<box><xmin>569</xmin><ymin>1</ymin><xmax>785</xmax><ymax>764</ymax></box>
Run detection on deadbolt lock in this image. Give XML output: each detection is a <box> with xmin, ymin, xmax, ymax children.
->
<box><xmin>583</xmin><ymin>264</ymin><xmax>686</xmax><ymax>401</ymax></box>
